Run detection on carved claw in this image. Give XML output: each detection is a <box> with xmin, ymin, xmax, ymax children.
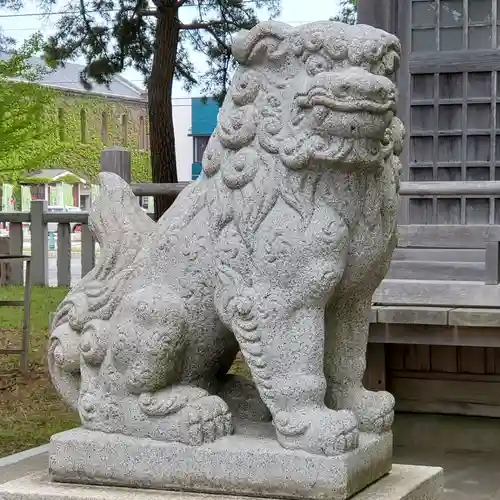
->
<box><xmin>321</xmin><ymin>423</ymin><xmax>359</xmax><ymax>456</ymax></box>
<box><xmin>274</xmin><ymin>408</ymin><xmax>358</xmax><ymax>456</ymax></box>
<box><xmin>179</xmin><ymin>395</ymin><xmax>233</xmax><ymax>446</ymax></box>
<box><xmin>331</xmin><ymin>388</ymin><xmax>395</xmax><ymax>434</ymax></box>
<box><xmin>138</xmin><ymin>387</ymin><xmax>208</xmax><ymax>417</ymax></box>
<box><xmin>370</xmin><ymin>411</ymin><xmax>394</xmax><ymax>434</ymax></box>
<box><xmin>139</xmin><ymin>393</ymin><xmax>188</xmax><ymax>416</ymax></box>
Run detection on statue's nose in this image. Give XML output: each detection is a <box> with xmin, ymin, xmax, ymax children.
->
<box><xmin>333</xmin><ymin>74</ymin><xmax>396</xmax><ymax>105</ymax></box>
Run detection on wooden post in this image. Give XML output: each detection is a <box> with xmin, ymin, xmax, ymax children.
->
<box><xmin>485</xmin><ymin>241</ymin><xmax>500</xmax><ymax>284</ymax></box>
<box><xmin>20</xmin><ymin>258</ymin><xmax>31</xmax><ymax>372</ymax></box>
<box><xmin>31</xmin><ymin>200</ymin><xmax>48</xmax><ymax>286</ymax></box>
<box><xmin>9</xmin><ymin>223</ymin><xmax>23</xmax><ymax>284</ymax></box>
<box><xmin>81</xmin><ymin>224</ymin><xmax>95</xmax><ymax>278</ymax></box>
<box><xmin>0</xmin><ymin>237</ymin><xmax>11</xmax><ymax>285</ymax></box>
<box><xmin>357</xmin><ymin>0</ymin><xmax>396</xmax><ymax>32</ymax></box>
<box><xmin>357</xmin><ymin>0</ymin><xmax>410</xmax><ymax>225</ymax></box>
<box><xmin>363</xmin><ymin>343</ymin><xmax>387</xmax><ymax>391</ymax></box>
<box><xmin>395</xmin><ymin>0</ymin><xmax>411</xmax><ymax>226</ymax></box>
<box><xmin>57</xmin><ymin>223</ymin><xmax>71</xmax><ymax>287</ymax></box>
<box><xmin>100</xmin><ymin>146</ymin><xmax>132</xmax><ymax>183</ymax></box>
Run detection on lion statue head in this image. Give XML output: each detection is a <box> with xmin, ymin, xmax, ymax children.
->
<box><xmin>201</xmin><ymin>20</ymin><xmax>404</xmax><ymax>189</ymax></box>
<box><xmin>196</xmin><ymin>20</ymin><xmax>405</xmax><ymax>244</ymax></box>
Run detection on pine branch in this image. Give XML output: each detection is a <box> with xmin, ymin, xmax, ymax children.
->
<box><xmin>179</xmin><ymin>20</ymin><xmax>225</xmax><ymax>30</ymax></box>
<box><xmin>138</xmin><ymin>9</ymin><xmax>159</xmax><ymax>16</ymax></box>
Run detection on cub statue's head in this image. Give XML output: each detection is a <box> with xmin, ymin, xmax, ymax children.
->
<box><xmin>201</xmin><ymin>20</ymin><xmax>404</xmax><ymax>191</ymax></box>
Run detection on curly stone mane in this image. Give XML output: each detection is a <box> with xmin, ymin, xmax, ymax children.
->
<box><xmin>198</xmin><ymin>20</ymin><xmax>403</xmax><ymax>244</ymax></box>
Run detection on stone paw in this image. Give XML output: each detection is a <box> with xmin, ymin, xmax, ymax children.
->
<box><xmin>179</xmin><ymin>395</ymin><xmax>233</xmax><ymax>446</ymax></box>
<box><xmin>138</xmin><ymin>386</ymin><xmax>208</xmax><ymax>417</ymax></box>
<box><xmin>333</xmin><ymin>388</ymin><xmax>395</xmax><ymax>433</ymax></box>
<box><xmin>274</xmin><ymin>407</ymin><xmax>358</xmax><ymax>456</ymax></box>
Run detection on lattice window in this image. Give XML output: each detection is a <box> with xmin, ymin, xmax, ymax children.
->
<box><xmin>408</xmin><ymin>0</ymin><xmax>500</xmax><ymax>224</ymax></box>
<box><xmin>411</xmin><ymin>0</ymin><xmax>497</xmax><ymax>52</ymax></box>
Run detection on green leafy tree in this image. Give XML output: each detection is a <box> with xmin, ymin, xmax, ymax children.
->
<box><xmin>0</xmin><ymin>33</ymin><xmax>63</xmax><ymax>183</ymax></box>
<box><xmin>332</xmin><ymin>0</ymin><xmax>357</xmax><ymax>25</ymax></box>
<box><xmin>9</xmin><ymin>0</ymin><xmax>282</xmax><ymax>219</ymax></box>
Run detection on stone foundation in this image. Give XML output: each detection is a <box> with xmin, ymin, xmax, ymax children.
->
<box><xmin>0</xmin><ymin>465</ymin><xmax>443</xmax><ymax>500</ymax></box>
<box><xmin>47</xmin><ymin>424</ymin><xmax>391</xmax><ymax>500</ymax></box>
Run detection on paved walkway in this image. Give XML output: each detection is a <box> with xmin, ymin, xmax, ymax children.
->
<box><xmin>395</xmin><ymin>447</ymin><xmax>500</xmax><ymax>499</ymax></box>
<box><xmin>0</xmin><ymin>446</ymin><xmax>48</xmax><ymax>484</ymax></box>
<box><xmin>2</xmin><ymin>445</ymin><xmax>500</xmax><ymax>498</ymax></box>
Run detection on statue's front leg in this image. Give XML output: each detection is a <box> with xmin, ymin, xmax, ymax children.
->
<box><xmin>217</xmin><ymin>290</ymin><xmax>358</xmax><ymax>456</ymax></box>
<box><xmin>324</xmin><ymin>294</ymin><xmax>394</xmax><ymax>433</ymax></box>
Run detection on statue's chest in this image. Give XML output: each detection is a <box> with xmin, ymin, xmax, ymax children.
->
<box><xmin>332</xmin><ymin>170</ymin><xmax>399</xmax><ymax>289</ymax></box>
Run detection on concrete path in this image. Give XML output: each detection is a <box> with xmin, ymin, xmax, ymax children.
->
<box><xmin>0</xmin><ymin>446</ymin><xmax>48</xmax><ymax>484</ymax></box>
<box><xmin>395</xmin><ymin>447</ymin><xmax>500</xmax><ymax>500</ymax></box>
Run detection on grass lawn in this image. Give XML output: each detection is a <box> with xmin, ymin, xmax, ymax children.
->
<box><xmin>0</xmin><ymin>286</ymin><xmax>79</xmax><ymax>458</ymax></box>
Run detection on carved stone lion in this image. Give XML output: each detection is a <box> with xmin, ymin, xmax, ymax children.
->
<box><xmin>49</xmin><ymin>20</ymin><xmax>404</xmax><ymax>457</ymax></box>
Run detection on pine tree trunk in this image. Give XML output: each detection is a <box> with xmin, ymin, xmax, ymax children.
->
<box><xmin>149</xmin><ymin>9</ymin><xmax>179</xmax><ymax>221</ymax></box>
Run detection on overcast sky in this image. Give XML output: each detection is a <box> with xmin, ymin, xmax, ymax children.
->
<box><xmin>0</xmin><ymin>0</ymin><xmax>341</xmax><ymax>98</ymax></box>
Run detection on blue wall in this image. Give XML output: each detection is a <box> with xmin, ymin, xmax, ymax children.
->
<box><xmin>191</xmin><ymin>98</ymin><xmax>219</xmax><ymax>179</ymax></box>
<box><xmin>191</xmin><ymin>162</ymin><xmax>202</xmax><ymax>180</ymax></box>
<box><xmin>191</xmin><ymin>98</ymin><xmax>220</xmax><ymax>136</ymax></box>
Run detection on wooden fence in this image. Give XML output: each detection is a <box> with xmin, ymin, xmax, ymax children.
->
<box><xmin>5</xmin><ymin>147</ymin><xmax>500</xmax><ymax>286</ymax></box>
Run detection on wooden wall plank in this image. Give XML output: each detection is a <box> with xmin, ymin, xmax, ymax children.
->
<box><xmin>403</xmin><ymin>345</ymin><xmax>431</xmax><ymax>371</ymax></box>
<box><xmin>369</xmin><ymin>324</ymin><xmax>500</xmax><ymax>348</ymax></box>
<box><xmin>387</xmin><ymin>344</ymin><xmax>405</xmax><ymax>370</ymax></box>
<box><xmin>392</xmin><ymin>248</ymin><xmax>485</xmax><ymax>262</ymax></box>
<box><xmin>458</xmin><ymin>347</ymin><xmax>486</xmax><ymax>374</ymax></box>
<box><xmin>390</xmin><ymin>377</ymin><xmax>500</xmax><ymax>418</ymax></box>
<box><xmin>398</xmin><ymin>224</ymin><xmax>500</xmax><ymax>248</ymax></box>
<box><xmin>486</xmin><ymin>348</ymin><xmax>496</xmax><ymax>374</ymax></box>
<box><xmin>386</xmin><ymin>261</ymin><xmax>484</xmax><ymax>281</ymax></box>
<box><xmin>410</xmin><ymin>50</ymin><xmax>500</xmax><ymax>74</ymax></box>
<box><xmin>363</xmin><ymin>343</ymin><xmax>387</xmax><ymax>391</ymax></box>
<box><xmin>430</xmin><ymin>346</ymin><xmax>458</xmax><ymax>373</ymax></box>
<box><xmin>495</xmin><ymin>349</ymin><xmax>500</xmax><ymax>374</ymax></box>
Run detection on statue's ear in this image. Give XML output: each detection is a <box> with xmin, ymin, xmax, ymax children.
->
<box><xmin>232</xmin><ymin>21</ymin><xmax>293</xmax><ymax>66</ymax></box>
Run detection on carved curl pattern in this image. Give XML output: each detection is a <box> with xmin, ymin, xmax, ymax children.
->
<box><xmin>217</xmin><ymin>106</ymin><xmax>257</xmax><ymax>150</ymax></box>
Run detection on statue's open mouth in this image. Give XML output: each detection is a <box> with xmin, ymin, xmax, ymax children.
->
<box><xmin>296</xmin><ymin>87</ymin><xmax>396</xmax><ymax>116</ymax></box>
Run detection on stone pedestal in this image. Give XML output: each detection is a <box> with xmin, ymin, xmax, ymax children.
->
<box><xmin>0</xmin><ymin>465</ymin><xmax>443</xmax><ymax>500</ymax></box>
<box><xmin>48</xmin><ymin>425</ymin><xmax>391</xmax><ymax>500</ymax></box>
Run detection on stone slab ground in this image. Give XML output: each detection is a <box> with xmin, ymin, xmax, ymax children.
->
<box><xmin>0</xmin><ymin>465</ymin><xmax>443</xmax><ymax>500</ymax></box>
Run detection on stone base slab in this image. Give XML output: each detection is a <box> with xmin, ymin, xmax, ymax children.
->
<box><xmin>48</xmin><ymin>425</ymin><xmax>392</xmax><ymax>500</ymax></box>
<box><xmin>0</xmin><ymin>466</ymin><xmax>443</xmax><ymax>500</ymax></box>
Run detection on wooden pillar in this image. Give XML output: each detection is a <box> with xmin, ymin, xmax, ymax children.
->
<box><xmin>357</xmin><ymin>0</ymin><xmax>396</xmax><ymax>32</ymax></box>
<box><xmin>8</xmin><ymin>223</ymin><xmax>23</xmax><ymax>284</ymax></box>
<box><xmin>357</xmin><ymin>0</ymin><xmax>410</xmax><ymax>225</ymax></box>
<box><xmin>57</xmin><ymin>223</ymin><xmax>71</xmax><ymax>287</ymax></box>
<box><xmin>0</xmin><ymin>237</ymin><xmax>11</xmax><ymax>285</ymax></box>
<box><xmin>81</xmin><ymin>224</ymin><xmax>95</xmax><ymax>279</ymax></box>
<box><xmin>100</xmin><ymin>146</ymin><xmax>132</xmax><ymax>183</ymax></box>
<box><xmin>30</xmin><ymin>200</ymin><xmax>48</xmax><ymax>286</ymax></box>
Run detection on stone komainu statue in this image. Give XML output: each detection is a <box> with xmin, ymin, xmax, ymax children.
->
<box><xmin>48</xmin><ymin>20</ymin><xmax>404</xmax><ymax>457</ymax></box>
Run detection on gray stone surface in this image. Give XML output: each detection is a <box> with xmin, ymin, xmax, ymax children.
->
<box><xmin>357</xmin><ymin>465</ymin><xmax>443</xmax><ymax>500</ymax></box>
<box><xmin>0</xmin><ymin>465</ymin><xmax>443</xmax><ymax>500</ymax></box>
<box><xmin>448</xmin><ymin>308</ymin><xmax>500</xmax><ymax>327</ymax></box>
<box><xmin>0</xmin><ymin>447</ymin><xmax>48</xmax><ymax>485</ymax></box>
<box><xmin>48</xmin><ymin>426</ymin><xmax>391</xmax><ymax>500</ymax></box>
<box><xmin>46</xmin><ymin>18</ymin><xmax>404</xmax><ymax>494</ymax></box>
<box><xmin>376</xmin><ymin>307</ymin><xmax>450</xmax><ymax>325</ymax></box>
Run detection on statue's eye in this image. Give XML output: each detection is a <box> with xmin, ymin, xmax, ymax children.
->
<box><xmin>306</xmin><ymin>55</ymin><xmax>331</xmax><ymax>76</ymax></box>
